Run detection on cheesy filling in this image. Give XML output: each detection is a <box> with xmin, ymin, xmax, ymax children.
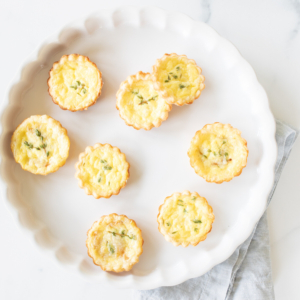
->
<box><xmin>77</xmin><ymin>146</ymin><xmax>128</xmax><ymax>195</ymax></box>
<box><xmin>159</xmin><ymin>194</ymin><xmax>213</xmax><ymax>244</ymax></box>
<box><xmin>11</xmin><ymin>116</ymin><xmax>69</xmax><ymax>174</ymax></box>
<box><xmin>49</xmin><ymin>58</ymin><xmax>100</xmax><ymax>110</ymax></box>
<box><xmin>118</xmin><ymin>79</ymin><xmax>169</xmax><ymax>127</ymax></box>
<box><xmin>156</xmin><ymin>57</ymin><xmax>201</xmax><ymax>100</ymax></box>
<box><xmin>87</xmin><ymin>216</ymin><xmax>143</xmax><ymax>271</ymax></box>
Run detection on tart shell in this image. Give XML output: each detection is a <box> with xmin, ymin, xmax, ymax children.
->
<box><xmin>188</xmin><ymin>123</ymin><xmax>249</xmax><ymax>183</ymax></box>
<box><xmin>116</xmin><ymin>71</ymin><xmax>172</xmax><ymax>130</ymax></box>
<box><xmin>75</xmin><ymin>143</ymin><xmax>130</xmax><ymax>199</ymax></box>
<box><xmin>157</xmin><ymin>191</ymin><xmax>214</xmax><ymax>247</ymax></box>
<box><xmin>48</xmin><ymin>54</ymin><xmax>103</xmax><ymax>112</ymax></box>
<box><xmin>152</xmin><ymin>53</ymin><xmax>205</xmax><ymax>106</ymax></box>
<box><xmin>11</xmin><ymin>115</ymin><xmax>70</xmax><ymax>175</ymax></box>
<box><xmin>86</xmin><ymin>213</ymin><xmax>144</xmax><ymax>272</ymax></box>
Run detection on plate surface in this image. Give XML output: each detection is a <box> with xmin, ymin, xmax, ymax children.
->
<box><xmin>0</xmin><ymin>7</ymin><xmax>277</xmax><ymax>289</ymax></box>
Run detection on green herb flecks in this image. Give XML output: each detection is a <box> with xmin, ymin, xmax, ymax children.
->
<box><xmin>103</xmin><ymin>165</ymin><xmax>112</xmax><ymax>171</ymax></box>
<box><xmin>192</xmin><ymin>220</ymin><xmax>202</xmax><ymax>224</ymax></box>
<box><xmin>100</xmin><ymin>159</ymin><xmax>107</xmax><ymax>164</ymax></box>
<box><xmin>46</xmin><ymin>151</ymin><xmax>50</xmax><ymax>157</ymax></box>
<box><xmin>166</xmin><ymin>222</ymin><xmax>170</xmax><ymax>226</ymax></box>
<box><xmin>179</xmin><ymin>84</ymin><xmax>186</xmax><ymax>89</ymax></box>
<box><xmin>177</xmin><ymin>204</ymin><xmax>184</xmax><ymax>207</ymax></box>
<box><xmin>108</xmin><ymin>231</ymin><xmax>135</xmax><ymax>240</ymax></box>
<box><xmin>183</xmin><ymin>209</ymin><xmax>187</xmax><ymax>213</ymax></box>
<box><xmin>24</xmin><ymin>141</ymin><xmax>33</xmax><ymax>149</ymax></box>
<box><xmin>98</xmin><ymin>177</ymin><xmax>101</xmax><ymax>183</ymax></box>
<box><xmin>26</xmin><ymin>129</ymin><xmax>49</xmax><ymax>157</ymax></box>
<box><xmin>191</xmin><ymin>196</ymin><xmax>196</xmax><ymax>201</ymax></box>
<box><xmin>172</xmin><ymin>231</ymin><xmax>178</xmax><ymax>234</ymax></box>
<box><xmin>70</xmin><ymin>80</ymin><xmax>87</xmax><ymax>95</ymax></box>
<box><xmin>134</xmin><ymin>91</ymin><xmax>159</xmax><ymax>105</ymax></box>
<box><xmin>108</xmin><ymin>243</ymin><xmax>115</xmax><ymax>254</ymax></box>
<box><xmin>194</xmin><ymin>228</ymin><xmax>199</xmax><ymax>232</ymax></box>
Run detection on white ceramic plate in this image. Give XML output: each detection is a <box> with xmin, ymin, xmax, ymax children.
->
<box><xmin>0</xmin><ymin>6</ymin><xmax>277</xmax><ymax>290</ymax></box>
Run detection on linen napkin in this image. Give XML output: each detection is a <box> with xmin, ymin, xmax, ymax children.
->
<box><xmin>134</xmin><ymin>120</ymin><xmax>298</xmax><ymax>300</ymax></box>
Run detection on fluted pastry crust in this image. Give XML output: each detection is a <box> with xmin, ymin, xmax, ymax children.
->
<box><xmin>11</xmin><ymin>115</ymin><xmax>70</xmax><ymax>175</ymax></box>
<box><xmin>48</xmin><ymin>54</ymin><xmax>103</xmax><ymax>111</ymax></box>
<box><xmin>116</xmin><ymin>71</ymin><xmax>171</xmax><ymax>130</ymax></box>
<box><xmin>188</xmin><ymin>123</ymin><xmax>248</xmax><ymax>183</ymax></box>
<box><xmin>157</xmin><ymin>191</ymin><xmax>214</xmax><ymax>247</ymax></box>
<box><xmin>75</xmin><ymin>143</ymin><xmax>130</xmax><ymax>199</ymax></box>
<box><xmin>152</xmin><ymin>53</ymin><xmax>205</xmax><ymax>106</ymax></box>
<box><xmin>86</xmin><ymin>214</ymin><xmax>143</xmax><ymax>272</ymax></box>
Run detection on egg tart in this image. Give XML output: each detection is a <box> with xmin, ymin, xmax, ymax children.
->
<box><xmin>157</xmin><ymin>191</ymin><xmax>214</xmax><ymax>247</ymax></box>
<box><xmin>188</xmin><ymin>123</ymin><xmax>248</xmax><ymax>183</ymax></box>
<box><xmin>86</xmin><ymin>213</ymin><xmax>143</xmax><ymax>272</ymax></box>
<box><xmin>48</xmin><ymin>54</ymin><xmax>103</xmax><ymax>111</ymax></box>
<box><xmin>11</xmin><ymin>115</ymin><xmax>70</xmax><ymax>175</ymax></box>
<box><xmin>75</xmin><ymin>143</ymin><xmax>130</xmax><ymax>199</ymax></box>
<box><xmin>152</xmin><ymin>53</ymin><xmax>205</xmax><ymax>106</ymax></box>
<box><xmin>116</xmin><ymin>71</ymin><xmax>171</xmax><ymax>130</ymax></box>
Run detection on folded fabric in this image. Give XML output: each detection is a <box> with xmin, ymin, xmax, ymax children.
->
<box><xmin>134</xmin><ymin>120</ymin><xmax>298</xmax><ymax>300</ymax></box>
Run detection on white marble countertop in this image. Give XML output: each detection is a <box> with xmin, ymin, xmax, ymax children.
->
<box><xmin>0</xmin><ymin>0</ymin><xmax>299</xmax><ymax>299</ymax></box>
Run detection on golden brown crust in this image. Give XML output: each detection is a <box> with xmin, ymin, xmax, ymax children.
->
<box><xmin>11</xmin><ymin>115</ymin><xmax>70</xmax><ymax>175</ymax></box>
<box><xmin>75</xmin><ymin>143</ymin><xmax>130</xmax><ymax>199</ymax></box>
<box><xmin>116</xmin><ymin>71</ymin><xmax>172</xmax><ymax>130</ymax></box>
<box><xmin>188</xmin><ymin>123</ymin><xmax>249</xmax><ymax>183</ymax></box>
<box><xmin>157</xmin><ymin>191</ymin><xmax>214</xmax><ymax>247</ymax></box>
<box><xmin>152</xmin><ymin>53</ymin><xmax>205</xmax><ymax>106</ymax></box>
<box><xmin>86</xmin><ymin>213</ymin><xmax>144</xmax><ymax>272</ymax></box>
<box><xmin>47</xmin><ymin>54</ymin><xmax>103</xmax><ymax>112</ymax></box>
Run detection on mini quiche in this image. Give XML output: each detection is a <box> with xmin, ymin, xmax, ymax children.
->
<box><xmin>86</xmin><ymin>214</ymin><xmax>143</xmax><ymax>272</ymax></box>
<box><xmin>11</xmin><ymin>115</ymin><xmax>70</xmax><ymax>175</ymax></box>
<box><xmin>75</xmin><ymin>143</ymin><xmax>130</xmax><ymax>199</ymax></box>
<box><xmin>48</xmin><ymin>54</ymin><xmax>103</xmax><ymax>111</ymax></box>
<box><xmin>157</xmin><ymin>191</ymin><xmax>214</xmax><ymax>247</ymax></box>
<box><xmin>188</xmin><ymin>123</ymin><xmax>248</xmax><ymax>183</ymax></box>
<box><xmin>152</xmin><ymin>53</ymin><xmax>205</xmax><ymax>106</ymax></box>
<box><xmin>116</xmin><ymin>71</ymin><xmax>171</xmax><ymax>130</ymax></box>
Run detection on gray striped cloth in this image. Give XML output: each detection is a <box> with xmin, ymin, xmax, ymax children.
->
<box><xmin>134</xmin><ymin>120</ymin><xmax>298</xmax><ymax>300</ymax></box>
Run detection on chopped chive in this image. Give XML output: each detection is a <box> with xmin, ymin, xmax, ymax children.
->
<box><xmin>166</xmin><ymin>222</ymin><xmax>170</xmax><ymax>226</ymax></box>
<box><xmin>192</xmin><ymin>220</ymin><xmax>202</xmax><ymax>223</ymax></box>
<box><xmin>213</xmin><ymin>152</ymin><xmax>217</xmax><ymax>156</ymax></box>
<box><xmin>164</xmin><ymin>80</ymin><xmax>169</xmax><ymax>83</ymax></box>
<box><xmin>194</xmin><ymin>228</ymin><xmax>199</xmax><ymax>232</ymax></box>
<box><xmin>178</xmin><ymin>199</ymin><xmax>183</xmax><ymax>202</ymax></box>
<box><xmin>179</xmin><ymin>84</ymin><xmax>185</xmax><ymax>89</ymax></box>
<box><xmin>98</xmin><ymin>177</ymin><xmax>101</xmax><ymax>183</ymax></box>
<box><xmin>35</xmin><ymin>129</ymin><xmax>41</xmax><ymax>137</ymax></box>
<box><xmin>191</xmin><ymin>196</ymin><xmax>196</xmax><ymax>200</ymax></box>
<box><xmin>172</xmin><ymin>231</ymin><xmax>177</xmax><ymax>234</ymax></box>
<box><xmin>46</xmin><ymin>151</ymin><xmax>50</xmax><ymax>157</ymax></box>
<box><xmin>70</xmin><ymin>85</ymin><xmax>77</xmax><ymax>90</ymax></box>
<box><xmin>36</xmin><ymin>147</ymin><xmax>40</xmax><ymax>150</ymax></box>
<box><xmin>178</xmin><ymin>204</ymin><xmax>184</xmax><ymax>206</ymax></box>
<box><xmin>183</xmin><ymin>209</ymin><xmax>187</xmax><ymax>213</ymax></box>
<box><xmin>100</xmin><ymin>159</ymin><xmax>107</xmax><ymax>163</ymax></box>
<box><xmin>208</xmin><ymin>149</ymin><xmax>211</xmax><ymax>152</ymax></box>
<box><xmin>203</xmin><ymin>155</ymin><xmax>207</xmax><ymax>159</ymax></box>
